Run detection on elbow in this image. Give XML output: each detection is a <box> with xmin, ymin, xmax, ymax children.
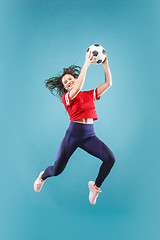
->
<box><xmin>109</xmin><ymin>77</ymin><xmax>112</xmax><ymax>88</ymax></box>
<box><xmin>109</xmin><ymin>74</ymin><xmax>112</xmax><ymax>87</ymax></box>
<box><xmin>106</xmin><ymin>82</ymin><xmax>112</xmax><ymax>89</ymax></box>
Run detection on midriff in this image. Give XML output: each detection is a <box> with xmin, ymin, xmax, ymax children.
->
<box><xmin>72</xmin><ymin>118</ymin><xmax>93</xmax><ymax>124</ymax></box>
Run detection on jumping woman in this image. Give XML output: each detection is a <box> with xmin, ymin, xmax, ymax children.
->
<box><xmin>34</xmin><ymin>51</ymin><xmax>115</xmax><ymax>205</ymax></box>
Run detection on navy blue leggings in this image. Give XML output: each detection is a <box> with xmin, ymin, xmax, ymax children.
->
<box><xmin>41</xmin><ymin>121</ymin><xmax>115</xmax><ymax>188</ymax></box>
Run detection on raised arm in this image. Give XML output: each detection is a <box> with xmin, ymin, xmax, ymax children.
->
<box><xmin>76</xmin><ymin>51</ymin><xmax>95</xmax><ymax>90</ymax></box>
<box><xmin>70</xmin><ymin>51</ymin><xmax>95</xmax><ymax>100</ymax></box>
<box><xmin>96</xmin><ymin>56</ymin><xmax>112</xmax><ymax>97</ymax></box>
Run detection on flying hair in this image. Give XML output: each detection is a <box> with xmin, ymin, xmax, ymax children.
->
<box><xmin>44</xmin><ymin>65</ymin><xmax>81</xmax><ymax>100</ymax></box>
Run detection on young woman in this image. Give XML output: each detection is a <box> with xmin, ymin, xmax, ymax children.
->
<box><xmin>34</xmin><ymin>51</ymin><xmax>115</xmax><ymax>205</ymax></box>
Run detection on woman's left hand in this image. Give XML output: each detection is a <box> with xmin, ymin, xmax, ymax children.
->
<box><xmin>102</xmin><ymin>56</ymin><xmax>108</xmax><ymax>67</ymax></box>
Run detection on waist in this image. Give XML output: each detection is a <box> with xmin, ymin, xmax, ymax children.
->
<box><xmin>67</xmin><ymin>121</ymin><xmax>95</xmax><ymax>136</ymax></box>
<box><xmin>72</xmin><ymin>118</ymin><xmax>93</xmax><ymax>124</ymax></box>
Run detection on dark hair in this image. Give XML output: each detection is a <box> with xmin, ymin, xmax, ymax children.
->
<box><xmin>44</xmin><ymin>65</ymin><xmax>81</xmax><ymax>100</ymax></box>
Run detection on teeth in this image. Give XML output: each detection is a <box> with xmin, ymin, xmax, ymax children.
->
<box><xmin>68</xmin><ymin>82</ymin><xmax>74</xmax><ymax>88</ymax></box>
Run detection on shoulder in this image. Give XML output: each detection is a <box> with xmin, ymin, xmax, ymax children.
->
<box><xmin>61</xmin><ymin>92</ymin><xmax>66</xmax><ymax>102</ymax></box>
<box><xmin>61</xmin><ymin>92</ymin><xmax>72</xmax><ymax>106</ymax></box>
<box><xmin>83</xmin><ymin>88</ymin><xmax>100</xmax><ymax>101</ymax></box>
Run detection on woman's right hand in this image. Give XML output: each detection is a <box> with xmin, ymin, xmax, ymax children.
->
<box><xmin>85</xmin><ymin>51</ymin><xmax>96</xmax><ymax>67</ymax></box>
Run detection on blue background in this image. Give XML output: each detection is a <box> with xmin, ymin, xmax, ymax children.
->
<box><xmin>1</xmin><ymin>0</ymin><xmax>159</xmax><ymax>239</ymax></box>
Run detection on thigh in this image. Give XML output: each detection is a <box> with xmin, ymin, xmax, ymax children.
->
<box><xmin>79</xmin><ymin>135</ymin><xmax>113</xmax><ymax>161</ymax></box>
<box><xmin>54</xmin><ymin>130</ymin><xmax>78</xmax><ymax>169</ymax></box>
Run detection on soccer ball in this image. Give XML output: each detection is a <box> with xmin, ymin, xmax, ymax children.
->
<box><xmin>86</xmin><ymin>44</ymin><xmax>106</xmax><ymax>64</ymax></box>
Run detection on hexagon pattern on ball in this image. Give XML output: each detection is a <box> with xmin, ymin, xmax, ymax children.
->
<box><xmin>86</xmin><ymin>44</ymin><xmax>106</xmax><ymax>64</ymax></box>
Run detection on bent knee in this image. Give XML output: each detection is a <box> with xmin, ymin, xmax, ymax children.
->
<box><xmin>102</xmin><ymin>143</ymin><xmax>115</xmax><ymax>165</ymax></box>
<box><xmin>103</xmin><ymin>152</ymin><xmax>116</xmax><ymax>166</ymax></box>
<box><xmin>110</xmin><ymin>153</ymin><xmax>116</xmax><ymax>166</ymax></box>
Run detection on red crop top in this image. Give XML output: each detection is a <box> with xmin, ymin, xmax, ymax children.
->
<box><xmin>61</xmin><ymin>88</ymin><xmax>100</xmax><ymax>121</ymax></box>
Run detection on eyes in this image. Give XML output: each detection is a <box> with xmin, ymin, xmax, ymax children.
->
<box><xmin>64</xmin><ymin>77</ymin><xmax>72</xmax><ymax>84</ymax></box>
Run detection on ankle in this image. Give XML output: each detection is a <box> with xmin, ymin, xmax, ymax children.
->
<box><xmin>93</xmin><ymin>183</ymin><xmax>100</xmax><ymax>190</ymax></box>
<box><xmin>40</xmin><ymin>177</ymin><xmax>44</xmax><ymax>182</ymax></box>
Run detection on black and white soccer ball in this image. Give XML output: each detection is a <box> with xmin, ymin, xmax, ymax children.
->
<box><xmin>86</xmin><ymin>44</ymin><xmax>106</xmax><ymax>64</ymax></box>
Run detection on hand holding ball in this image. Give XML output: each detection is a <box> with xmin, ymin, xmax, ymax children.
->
<box><xmin>86</xmin><ymin>44</ymin><xmax>107</xmax><ymax>64</ymax></box>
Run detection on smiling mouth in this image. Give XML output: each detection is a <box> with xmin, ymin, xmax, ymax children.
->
<box><xmin>68</xmin><ymin>82</ymin><xmax>74</xmax><ymax>88</ymax></box>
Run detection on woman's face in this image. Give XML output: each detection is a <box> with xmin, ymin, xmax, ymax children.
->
<box><xmin>62</xmin><ymin>74</ymin><xmax>77</xmax><ymax>91</ymax></box>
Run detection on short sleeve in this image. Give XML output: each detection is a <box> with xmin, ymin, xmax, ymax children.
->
<box><xmin>87</xmin><ymin>88</ymin><xmax>100</xmax><ymax>101</ymax></box>
<box><xmin>61</xmin><ymin>92</ymin><xmax>72</xmax><ymax>107</ymax></box>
